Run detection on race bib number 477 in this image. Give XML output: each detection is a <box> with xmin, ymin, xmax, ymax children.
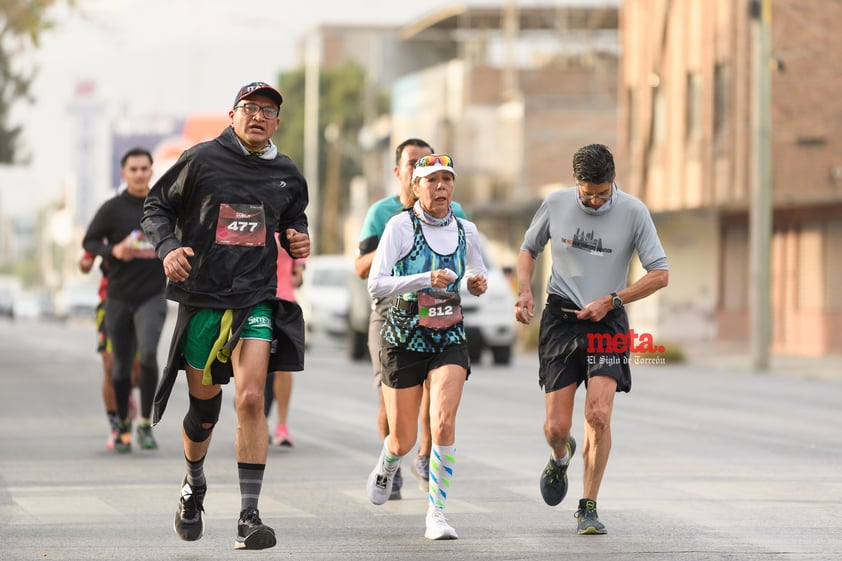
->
<box><xmin>215</xmin><ymin>203</ymin><xmax>267</xmax><ymax>247</ymax></box>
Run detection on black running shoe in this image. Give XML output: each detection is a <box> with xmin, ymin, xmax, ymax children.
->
<box><xmin>575</xmin><ymin>498</ymin><xmax>607</xmax><ymax>535</ymax></box>
<box><xmin>234</xmin><ymin>507</ymin><xmax>276</xmax><ymax>550</ymax></box>
<box><xmin>539</xmin><ymin>436</ymin><xmax>576</xmax><ymax>506</ymax></box>
<box><xmin>174</xmin><ymin>477</ymin><xmax>205</xmax><ymax>541</ymax></box>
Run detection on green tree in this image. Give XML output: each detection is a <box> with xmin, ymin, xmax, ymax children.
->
<box><xmin>274</xmin><ymin>60</ymin><xmax>388</xmax><ymax>254</ymax></box>
<box><xmin>0</xmin><ymin>0</ymin><xmax>74</xmax><ymax>163</ymax></box>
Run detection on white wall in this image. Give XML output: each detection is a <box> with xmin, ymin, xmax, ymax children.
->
<box><xmin>629</xmin><ymin>209</ymin><xmax>719</xmax><ymax>342</ymax></box>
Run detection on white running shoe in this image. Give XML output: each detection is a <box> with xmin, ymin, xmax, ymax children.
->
<box><xmin>366</xmin><ymin>449</ymin><xmax>397</xmax><ymax>505</ymax></box>
<box><xmin>425</xmin><ymin>508</ymin><xmax>458</xmax><ymax>540</ymax></box>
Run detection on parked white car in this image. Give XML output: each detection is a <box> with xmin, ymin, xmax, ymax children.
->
<box><xmin>54</xmin><ymin>280</ymin><xmax>100</xmax><ymax>320</ymax></box>
<box><xmin>460</xmin><ymin>238</ymin><xmax>517</xmax><ymax>365</ymax></box>
<box><xmin>0</xmin><ymin>275</ymin><xmax>20</xmax><ymax>318</ymax></box>
<box><xmin>296</xmin><ymin>254</ymin><xmax>355</xmax><ymax>347</ymax></box>
<box><xmin>0</xmin><ymin>287</ymin><xmax>16</xmax><ymax>319</ymax></box>
<box><xmin>347</xmin><ymin>275</ymin><xmax>372</xmax><ymax>360</ymax></box>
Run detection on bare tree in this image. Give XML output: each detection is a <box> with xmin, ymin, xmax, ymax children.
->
<box><xmin>0</xmin><ymin>0</ymin><xmax>74</xmax><ymax>163</ymax></box>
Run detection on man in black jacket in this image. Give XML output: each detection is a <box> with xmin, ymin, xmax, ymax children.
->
<box><xmin>142</xmin><ymin>82</ymin><xmax>310</xmax><ymax>551</ymax></box>
<box><xmin>82</xmin><ymin>147</ymin><xmax>167</xmax><ymax>454</ymax></box>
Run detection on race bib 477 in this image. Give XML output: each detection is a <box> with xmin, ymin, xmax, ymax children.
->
<box><xmin>215</xmin><ymin>203</ymin><xmax>267</xmax><ymax>247</ymax></box>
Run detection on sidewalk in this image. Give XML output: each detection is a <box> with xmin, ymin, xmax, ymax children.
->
<box><xmin>680</xmin><ymin>341</ymin><xmax>842</xmax><ymax>381</ymax></box>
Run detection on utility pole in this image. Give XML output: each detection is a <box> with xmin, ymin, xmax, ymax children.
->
<box><xmin>304</xmin><ymin>30</ymin><xmax>321</xmax><ymax>253</ymax></box>
<box><xmin>502</xmin><ymin>0</ymin><xmax>519</xmax><ymax>97</ymax></box>
<box><xmin>749</xmin><ymin>0</ymin><xmax>773</xmax><ymax>370</ymax></box>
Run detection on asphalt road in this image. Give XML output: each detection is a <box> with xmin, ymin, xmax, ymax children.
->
<box><xmin>0</xmin><ymin>315</ymin><xmax>839</xmax><ymax>561</ymax></box>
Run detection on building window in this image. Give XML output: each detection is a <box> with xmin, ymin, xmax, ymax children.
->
<box><xmin>713</xmin><ymin>63</ymin><xmax>729</xmax><ymax>151</ymax></box>
<box><xmin>652</xmin><ymin>88</ymin><xmax>666</xmax><ymax>146</ymax></box>
<box><xmin>797</xmin><ymin>224</ymin><xmax>823</xmax><ymax>310</ymax></box>
<box><xmin>826</xmin><ymin>219</ymin><xmax>842</xmax><ymax>310</ymax></box>
<box><xmin>686</xmin><ymin>72</ymin><xmax>702</xmax><ymax>139</ymax></box>
<box><xmin>722</xmin><ymin>223</ymin><xmax>748</xmax><ymax>311</ymax></box>
<box><xmin>627</xmin><ymin>87</ymin><xmax>637</xmax><ymax>151</ymax></box>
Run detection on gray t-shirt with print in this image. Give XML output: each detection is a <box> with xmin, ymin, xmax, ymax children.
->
<box><xmin>520</xmin><ymin>186</ymin><xmax>668</xmax><ymax>308</ymax></box>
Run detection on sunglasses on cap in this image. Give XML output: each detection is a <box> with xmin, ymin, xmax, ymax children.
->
<box><xmin>415</xmin><ymin>154</ymin><xmax>454</xmax><ymax>168</ymax></box>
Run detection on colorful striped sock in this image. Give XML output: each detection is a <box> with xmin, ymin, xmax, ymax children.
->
<box><xmin>429</xmin><ymin>443</ymin><xmax>456</xmax><ymax>511</ymax></box>
<box><xmin>383</xmin><ymin>435</ymin><xmax>402</xmax><ymax>472</ymax></box>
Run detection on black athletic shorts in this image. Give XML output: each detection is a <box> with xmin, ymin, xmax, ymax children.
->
<box><xmin>538</xmin><ymin>295</ymin><xmax>632</xmax><ymax>394</ymax></box>
<box><xmin>379</xmin><ymin>342</ymin><xmax>471</xmax><ymax>389</ymax></box>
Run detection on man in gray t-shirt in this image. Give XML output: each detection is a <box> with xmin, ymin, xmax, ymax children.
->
<box><xmin>514</xmin><ymin>144</ymin><xmax>669</xmax><ymax>536</ymax></box>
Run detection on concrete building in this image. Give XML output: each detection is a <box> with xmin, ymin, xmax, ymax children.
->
<box><xmin>390</xmin><ymin>3</ymin><xmax>621</xmax><ymax>266</ymax></box>
<box><xmin>620</xmin><ymin>0</ymin><xmax>842</xmax><ymax>354</ymax></box>
<box><xmin>295</xmin><ymin>23</ymin><xmax>460</xmax><ymax>253</ymax></box>
<box><xmin>298</xmin><ymin>4</ymin><xmax>621</xmax><ymax>271</ymax></box>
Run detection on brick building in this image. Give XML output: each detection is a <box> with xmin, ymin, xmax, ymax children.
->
<box><xmin>620</xmin><ymin>0</ymin><xmax>842</xmax><ymax>354</ymax></box>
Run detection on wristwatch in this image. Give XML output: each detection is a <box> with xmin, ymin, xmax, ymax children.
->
<box><xmin>610</xmin><ymin>292</ymin><xmax>623</xmax><ymax>309</ymax></box>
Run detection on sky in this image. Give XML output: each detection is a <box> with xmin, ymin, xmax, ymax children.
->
<box><xmin>0</xmin><ymin>0</ymin><xmax>615</xmax><ymax>218</ymax></box>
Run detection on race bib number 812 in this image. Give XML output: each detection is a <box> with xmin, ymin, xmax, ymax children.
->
<box><xmin>418</xmin><ymin>291</ymin><xmax>462</xmax><ymax>329</ymax></box>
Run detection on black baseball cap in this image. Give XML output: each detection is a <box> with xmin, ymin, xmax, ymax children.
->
<box><xmin>233</xmin><ymin>82</ymin><xmax>283</xmax><ymax>108</ymax></box>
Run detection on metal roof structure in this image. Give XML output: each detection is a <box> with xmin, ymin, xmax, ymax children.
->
<box><xmin>400</xmin><ymin>4</ymin><xmax>619</xmax><ymax>40</ymax></box>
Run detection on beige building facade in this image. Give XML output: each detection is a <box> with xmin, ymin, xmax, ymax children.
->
<box><xmin>620</xmin><ymin>0</ymin><xmax>842</xmax><ymax>354</ymax></box>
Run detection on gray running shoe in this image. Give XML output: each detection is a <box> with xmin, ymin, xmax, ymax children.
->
<box><xmin>575</xmin><ymin>498</ymin><xmax>607</xmax><ymax>535</ymax></box>
<box><xmin>389</xmin><ymin>466</ymin><xmax>403</xmax><ymax>500</ymax></box>
<box><xmin>235</xmin><ymin>507</ymin><xmax>276</xmax><ymax>550</ymax></box>
<box><xmin>411</xmin><ymin>455</ymin><xmax>430</xmax><ymax>491</ymax></box>
<box><xmin>539</xmin><ymin>436</ymin><xmax>576</xmax><ymax>506</ymax></box>
<box><xmin>174</xmin><ymin>477</ymin><xmax>205</xmax><ymax>541</ymax></box>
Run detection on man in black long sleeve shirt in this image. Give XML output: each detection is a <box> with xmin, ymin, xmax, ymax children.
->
<box><xmin>82</xmin><ymin>147</ymin><xmax>167</xmax><ymax>453</ymax></box>
<box><xmin>141</xmin><ymin>82</ymin><xmax>310</xmax><ymax>551</ymax></box>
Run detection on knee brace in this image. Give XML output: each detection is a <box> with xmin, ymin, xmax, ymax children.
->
<box><xmin>183</xmin><ymin>391</ymin><xmax>222</xmax><ymax>443</ymax></box>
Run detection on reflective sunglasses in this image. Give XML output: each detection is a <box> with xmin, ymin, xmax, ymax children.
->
<box><xmin>416</xmin><ymin>154</ymin><xmax>454</xmax><ymax>168</ymax></box>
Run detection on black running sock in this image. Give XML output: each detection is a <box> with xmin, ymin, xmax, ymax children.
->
<box><xmin>185</xmin><ymin>455</ymin><xmax>206</xmax><ymax>489</ymax></box>
<box><xmin>238</xmin><ymin>463</ymin><xmax>266</xmax><ymax>512</ymax></box>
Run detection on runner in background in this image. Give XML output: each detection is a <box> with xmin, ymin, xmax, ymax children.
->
<box><xmin>264</xmin><ymin>234</ymin><xmax>306</xmax><ymax>447</ymax></box>
<box><xmin>78</xmin><ymin>251</ymin><xmax>140</xmax><ymax>449</ymax></box>
<box><xmin>82</xmin><ymin>147</ymin><xmax>168</xmax><ymax>453</ymax></box>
